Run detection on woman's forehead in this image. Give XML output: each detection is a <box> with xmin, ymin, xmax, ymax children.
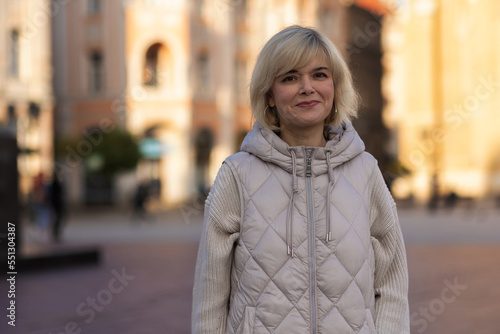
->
<box><xmin>277</xmin><ymin>50</ymin><xmax>331</xmax><ymax>76</ymax></box>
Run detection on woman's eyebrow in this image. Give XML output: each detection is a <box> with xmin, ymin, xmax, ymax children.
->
<box><xmin>279</xmin><ymin>66</ymin><xmax>329</xmax><ymax>78</ymax></box>
<box><xmin>281</xmin><ymin>69</ymin><xmax>298</xmax><ymax>76</ymax></box>
<box><xmin>312</xmin><ymin>66</ymin><xmax>329</xmax><ymax>72</ymax></box>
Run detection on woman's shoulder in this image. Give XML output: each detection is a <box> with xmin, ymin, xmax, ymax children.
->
<box><xmin>224</xmin><ymin>151</ymin><xmax>272</xmax><ymax>185</ymax></box>
<box><xmin>358</xmin><ymin>151</ymin><xmax>378</xmax><ymax>166</ymax></box>
<box><xmin>224</xmin><ymin>151</ymin><xmax>259</xmax><ymax>168</ymax></box>
<box><xmin>345</xmin><ymin>151</ymin><xmax>378</xmax><ymax>173</ymax></box>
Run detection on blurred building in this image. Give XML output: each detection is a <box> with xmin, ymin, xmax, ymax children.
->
<box><xmin>13</xmin><ymin>0</ymin><xmax>498</xmax><ymax>208</ymax></box>
<box><xmin>158</xmin><ymin>0</ymin><xmax>394</xmax><ymax>203</ymax></box>
<box><xmin>124</xmin><ymin>0</ymin><xmax>194</xmax><ymax>205</ymax></box>
<box><xmin>51</xmin><ymin>0</ymin><xmax>394</xmax><ymax>207</ymax></box>
<box><xmin>0</xmin><ymin>0</ymin><xmax>54</xmax><ymax>203</ymax></box>
<box><xmin>52</xmin><ymin>0</ymin><xmax>129</xmax><ymax>205</ymax></box>
<box><xmin>383</xmin><ymin>0</ymin><xmax>500</xmax><ymax>202</ymax></box>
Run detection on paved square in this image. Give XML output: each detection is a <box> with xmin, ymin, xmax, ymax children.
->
<box><xmin>3</xmin><ymin>205</ymin><xmax>499</xmax><ymax>333</ymax></box>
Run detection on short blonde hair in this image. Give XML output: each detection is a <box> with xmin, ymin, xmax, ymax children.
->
<box><xmin>250</xmin><ymin>25</ymin><xmax>359</xmax><ymax>130</ymax></box>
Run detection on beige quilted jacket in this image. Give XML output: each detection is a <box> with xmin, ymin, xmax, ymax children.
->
<box><xmin>192</xmin><ymin>122</ymin><xmax>409</xmax><ymax>334</ymax></box>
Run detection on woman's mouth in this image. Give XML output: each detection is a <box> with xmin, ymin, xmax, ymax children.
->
<box><xmin>296</xmin><ymin>101</ymin><xmax>319</xmax><ymax>108</ymax></box>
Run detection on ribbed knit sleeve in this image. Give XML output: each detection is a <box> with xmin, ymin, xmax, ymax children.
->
<box><xmin>192</xmin><ymin>162</ymin><xmax>241</xmax><ymax>334</ymax></box>
<box><xmin>369</xmin><ymin>167</ymin><xmax>410</xmax><ymax>334</ymax></box>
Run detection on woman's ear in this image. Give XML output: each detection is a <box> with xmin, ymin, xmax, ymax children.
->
<box><xmin>266</xmin><ymin>91</ymin><xmax>275</xmax><ymax>108</ymax></box>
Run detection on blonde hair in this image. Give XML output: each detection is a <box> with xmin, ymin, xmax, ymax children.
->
<box><xmin>250</xmin><ymin>25</ymin><xmax>359</xmax><ymax>130</ymax></box>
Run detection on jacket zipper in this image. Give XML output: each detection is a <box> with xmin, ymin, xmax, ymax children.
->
<box><xmin>305</xmin><ymin>148</ymin><xmax>317</xmax><ymax>334</ymax></box>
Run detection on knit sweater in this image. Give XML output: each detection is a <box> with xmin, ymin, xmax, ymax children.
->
<box><xmin>192</xmin><ymin>124</ymin><xmax>409</xmax><ymax>334</ymax></box>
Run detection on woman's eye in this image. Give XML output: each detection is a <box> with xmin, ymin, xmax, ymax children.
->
<box><xmin>282</xmin><ymin>76</ymin><xmax>297</xmax><ymax>82</ymax></box>
<box><xmin>314</xmin><ymin>72</ymin><xmax>328</xmax><ymax>78</ymax></box>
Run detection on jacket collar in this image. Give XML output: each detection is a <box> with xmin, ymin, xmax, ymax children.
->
<box><xmin>240</xmin><ymin>121</ymin><xmax>365</xmax><ymax>176</ymax></box>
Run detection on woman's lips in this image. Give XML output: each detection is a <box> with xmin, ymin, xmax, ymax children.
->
<box><xmin>296</xmin><ymin>101</ymin><xmax>319</xmax><ymax>108</ymax></box>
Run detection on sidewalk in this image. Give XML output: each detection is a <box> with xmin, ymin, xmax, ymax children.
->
<box><xmin>4</xmin><ymin>206</ymin><xmax>500</xmax><ymax>334</ymax></box>
<box><xmin>7</xmin><ymin>205</ymin><xmax>205</xmax><ymax>334</ymax></box>
<box><xmin>21</xmin><ymin>204</ymin><xmax>205</xmax><ymax>246</ymax></box>
<box><xmin>398</xmin><ymin>205</ymin><xmax>500</xmax><ymax>244</ymax></box>
<box><xmin>23</xmin><ymin>203</ymin><xmax>500</xmax><ymax>247</ymax></box>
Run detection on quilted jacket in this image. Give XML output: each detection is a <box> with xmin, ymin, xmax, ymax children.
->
<box><xmin>192</xmin><ymin>121</ymin><xmax>409</xmax><ymax>334</ymax></box>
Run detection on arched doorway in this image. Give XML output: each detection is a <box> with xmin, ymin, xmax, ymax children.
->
<box><xmin>194</xmin><ymin>128</ymin><xmax>214</xmax><ymax>197</ymax></box>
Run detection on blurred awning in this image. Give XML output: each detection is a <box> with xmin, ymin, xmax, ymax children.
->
<box><xmin>139</xmin><ymin>138</ymin><xmax>162</xmax><ymax>159</ymax></box>
<box><xmin>354</xmin><ymin>0</ymin><xmax>394</xmax><ymax>15</ymax></box>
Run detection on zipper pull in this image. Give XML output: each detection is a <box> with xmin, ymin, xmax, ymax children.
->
<box><xmin>306</xmin><ymin>148</ymin><xmax>313</xmax><ymax>177</ymax></box>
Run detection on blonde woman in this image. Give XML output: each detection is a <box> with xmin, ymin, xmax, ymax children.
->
<box><xmin>192</xmin><ymin>25</ymin><xmax>409</xmax><ymax>334</ymax></box>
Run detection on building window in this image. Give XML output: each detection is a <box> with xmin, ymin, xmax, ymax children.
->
<box><xmin>29</xmin><ymin>102</ymin><xmax>40</xmax><ymax>120</ymax></box>
<box><xmin>89</xmin><ymin>52</ymin><xmax>103</xmax><ymax>93</ymax></box>
<box><xmin>198</xmin><ymin>54</ymin><xmax>210</xmax><ymax>96</ymax></box>
<box><xmin>7</xmin><ymin>105</ymin><xmax>15</xmax><ymax>120</ymax></box>
<box><xmin>143</xmin><ymin>43</ymin><xmax>171</xmax><ymax>88</ymax></box>
<box><xmin>9</xmin><ymin>30</ymin><xmax>19</xmax><ymax>77</ymax></box>
<box><xmin>7</xmin><ymin>105</ymin><xmax>16</xmax><ymax>130</ymax></box>
<box><xmin>143</xmin><ymin>44</ymin><xmax>161</xmax><ymax>87</ymax></box>
<box><xmin>88</xmin><ymin>0</ymin><xmax>100</xmax><ymax>14</ymax></box>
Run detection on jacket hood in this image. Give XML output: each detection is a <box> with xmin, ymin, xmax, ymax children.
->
<box><xmin>240</xmin><ymin>121</ymin><xmax>365</xmax><ymax>176</ymax></box>
<box><xmin>240</xmin><ymin>121</ymin><xmax>366</xmax><ymax>257</ymax></box>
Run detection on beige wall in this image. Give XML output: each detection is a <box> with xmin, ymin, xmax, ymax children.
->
<box><xmin>384</xmin><ymin>0</ymin><xmax>500</xmax><ymax>200</ymax></box>
<box><xmin>0</xmin><ymin>0</ymin><xmax>54</xmax><ymax>202</ymax></box>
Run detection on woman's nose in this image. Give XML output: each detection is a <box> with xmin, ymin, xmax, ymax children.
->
<box><xmin>299</xmin><ymin>77</ymin><xmax>315</xmax><ymax>95</ymax></box>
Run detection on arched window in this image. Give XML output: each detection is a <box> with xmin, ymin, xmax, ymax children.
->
<box><xmin>143</xmin><ymin>43</ymin><xmax>171</xmax><ymax>88</ymax></box>
<box><xmin>9</xmin><ymin>30</ymin><xmax>19</xmax><ymax>77</ymax></box>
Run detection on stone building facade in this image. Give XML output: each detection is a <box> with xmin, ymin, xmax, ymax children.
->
<box><xmin>383</xmin><ymin>0</ymin><xmax>500</xmax><ymax>202</ymax></box>
<box><xmin>51</xmin><ymin>0</ymin><xmax>393</xmax><ymax>207</ymax></box>
<box><xmin>0</xmin><ymin>0</ymin><xmax>54</xmax><ymax>203</ymax></box>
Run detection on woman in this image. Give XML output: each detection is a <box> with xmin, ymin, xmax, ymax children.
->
<box><xmin>192</xmin><ymin>25</ymin><xmax>409</xmax><ymax>334</ymax></box>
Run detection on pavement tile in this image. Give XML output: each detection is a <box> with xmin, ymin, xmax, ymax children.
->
<box><xmin>2</xmin><ymin>206</ymin><xmax>499</xmax><ymax>333</ymax></box>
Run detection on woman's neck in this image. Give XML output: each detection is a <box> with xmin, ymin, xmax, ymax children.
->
<box><xmin>279</xmin><ymin>125</ymin><xmax>327</xmax><ymax>147</ymax></box>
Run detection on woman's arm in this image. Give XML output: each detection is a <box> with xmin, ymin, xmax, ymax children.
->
<box><xmin>192</xmin><ymin>163</ymin><xmax>241</xmax><ymax>334</ymax></box>
<box><xmin>369</xmin><ymin>167</ymin><xmax>410</xmax><ymax>334</ymax></box>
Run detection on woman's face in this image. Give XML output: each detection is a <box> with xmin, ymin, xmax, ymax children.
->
<box><xmin>269</xmin><ymin>55</ymin><xmax>334</xmax><ymax>133</ymax></box>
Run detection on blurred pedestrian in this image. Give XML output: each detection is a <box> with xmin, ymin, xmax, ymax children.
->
<box><xmin>192</xmin><ymin>26</ymin><xmax>409</xmax><ymax>333</ymax></box>
<box><xmin>428</xmin><ymin>174</ymin><xmax>440</xmax><ymax>212</ymax></box>
<box><xmin>32</xmin><ymin>172</ymin><xmax>51</xmax><ymax>234</ymax></box>
<box><xmin>132</xmin><ymin>180</ymin><xmax>150</xmax><ymax>222</ymax></box>
<box><xmin>444</xmin><ymin>191</ymin><xmax>459</xmax><ymax>209</ymax></box>
<box><xmin>50</xmin><ymin>174</ymin><xmax>65</xmax><ymax>242</ymax></box>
